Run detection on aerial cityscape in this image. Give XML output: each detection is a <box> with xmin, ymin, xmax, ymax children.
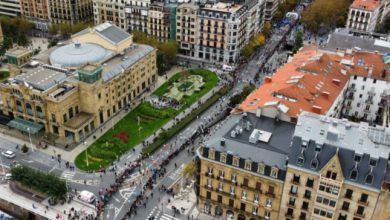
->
<box><xmin>0</xmin><ymin>0</ymin><xmax>389</xmax><ymax>220</ymax></box>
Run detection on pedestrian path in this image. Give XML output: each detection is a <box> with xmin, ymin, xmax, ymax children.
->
<box><xmin>146</xmin><ymin>206</ymin><xmax>180</xmax><ymax>220</ymax></box>
<box><xmin>61</xmin><ymin>170</ymin><xmax>76</xmax><ymax>180</ymax></box>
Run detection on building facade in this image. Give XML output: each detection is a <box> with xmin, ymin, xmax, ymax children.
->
<box><xmin>20</xmin><ymin>0</ymin><xmax>50</xmax><ymax>31</ymax></box>
<box><xmin>0</xmin><ymin>23</ymin><xmax>157</xmax><ymax>144</ymax></box>
<box><xmin>0</xmin><ymin>0</ymin><xmax>21</xmax><ymax>17</ymax></box>
<box><xmin>176</xmin><ymin>3</ymin><xmax>198</xmax><ymax>58</ymax></box>
<box><xmin>125</xmin><ymin>0</ymin><xmax>152</xmax><ymax>33</ymax></box>
<box><xmin>93</xmin><ymin>0</ymin><xmax>126</xmax><ymax>29</ymax></box>
<box><xmin>48</xmin><ymin>0</ymin><xmax>93</xmax><ymax>24</ymax></box>
<box><xmin>347</xmin><ymin>0</ymin><xmax>382</xmax><ymax>34</ymax></box>
<box><xmin>279</xmin><ymin>112</ymin><xmax>390</xmax><ymax>220</ymax></box>
<box><xmin>147</xmin><ymin>2</ymin><xmax>176</xmax><ymax>42</ymax></box>
<box><xmin>196</xmin><ymin>112</ymin><xmax>296</xmax><ymax>220</ymax></box>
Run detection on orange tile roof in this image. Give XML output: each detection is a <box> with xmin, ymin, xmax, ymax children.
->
<box><xmin>238</xmin><ymin>46</ymin><xmax>350</xmax><ymax>118</ymax></box>
<box><xmin>351</xmin><ymin>0</ymin><xmax>380</xmax><ymax>11</ymax></box>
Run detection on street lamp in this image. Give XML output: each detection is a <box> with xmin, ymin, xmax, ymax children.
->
<box><xmin>27</xmin><ymin>128</ymin><xmax>33</xmax><ymax>152</ymax></box>
<box><xmin>84</xmin><ymin>141</ymin><xmax>89</xmax><ymax>167</ymax></box>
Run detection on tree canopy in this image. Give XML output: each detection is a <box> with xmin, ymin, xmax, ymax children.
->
<box><xmin>241</xmin><ymin>33</ymin><xmax>266</xmax><ymax>59</ymax></box>
<box><xmin>48</xmin><ymin>22</ymin><xmax>93</xmax><ymax>37</ymax></box>
<box><xmin>11</xmin><ymin>165</ymin><xmax>68</xmax><ymax>200</ymax></box>
<box><xmin>292</xmin><ymin>31</ymin><xmax>303</xmax><ymax>53</ymax></box>
<box><xmin>301</xmin><ymin>0</ymin><xmax>351</xmax><ymax>33</ymax></box>
<box><xmin>376</xmin><ymin>13</ymin><xmax>390</xmax><ymax>33</ymax></box>
<box><xmin>0</xmin><ymin>16</ymin><xmax>34</xmax><ymax>55</ymax></box>
<box><xmin>132</xmin><ymin>31</ymin><xmax>178</xmax><ymax>75</ymax></box>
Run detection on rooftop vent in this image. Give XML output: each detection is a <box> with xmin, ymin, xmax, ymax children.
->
<box><xmin>249</xmin><ymin>129</ymin><xmax>272</xmax><ymax>144</ymax></box>
<box><xmin>231</xmin><ymin>130</ymin><xmax>236</xmax><ymax>138</ymax></box>
<box><xmin>221</xmin><ymin>138</ymin><xmax>225</xmax><ymax>146</ymax></box>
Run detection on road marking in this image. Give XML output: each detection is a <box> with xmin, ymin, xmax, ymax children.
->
<box><xmin>61</xmin><ymin>171</ymin><xmax>75</xmax><ymax>180</ymax></box>
<box><xmin>160</xmin><ymin>213</ymin><xmax>180</xmax><ymax>220</ymax></box>
<box><xmin>49</xmin><ymin>167</ymin><xmax>56</xmax><ymax>173</ymax></box>
<box><xmin>168</xmin><ymin>164</ymin><xmax>184</xmax><ymax>180</ymax></box>
<box><xmin>21</xmin><ymin>159</ymin><xmax>33</xmax><ymax>163</ymax></box>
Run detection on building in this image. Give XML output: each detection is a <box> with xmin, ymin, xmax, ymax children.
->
<box><xmin>48</xmin><ymin>0</ymin><xmax>93</xmax><ymax>24</ymax></box>
<box><xmin>238</xmin><ymin>46</ymin><xmax>350</xmax><ymax>123</ymax></box>
<box><xmin>0</xmin><ymin>23</ymin><xmax>157</xmax><ymax>144</ymax></box>
<box><xmin>20</xmin><ymin>0</ymin><xmax>50</xmax><ymax>31</ymax></box>
<box><xmin>147</xmin><ymin>2</ymin><xmax>176</xmax><ymax>42</ymax></box>
<box><xmin>346</xmin><ymin>0</ymin><xmax>382</xmax><ymax>34</ymax></box>
<box><xmin>93</xmin><ymin>0</ymin><xmax>126</xmax><ymax>30</ymax></box>
<box><xmin>264</xmin><ymin>0</ymin><xmax>280</xmax><ymax>20</ymax></box>
<box><xmin>337</xmin><ymin>50</ymin><xmax>390</xmax><ymax>126</ymax></box>
<box><xmin>176</xmin><ymin>3</ymin><xmax>199</xmax><ymax>58</ymax></box>
<box><xmin>279</xmin><ymin>111</ymin><xmax>390</xmax><ymax>220</ymax></box>
<box><xmin>0</xmin><ymin>0</ymin><xmax>21</xmax><ymax>17</ymax></box>
<box><xmin>125</xmin><ymin>0</ymin><xmax>152</xmax><ymax>33</ymax></box>
<box><xmin>196</xmin><ymin>112</ymin><xmax>296</xmax><ymax>220</ymax></box>
<box><xmin>5</xmin><ymin>47</ymin><xmax>33</xmax><ymax>66</ymax></box>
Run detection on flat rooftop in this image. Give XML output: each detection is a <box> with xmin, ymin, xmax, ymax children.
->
<box><xmin>295</xmin><ymin>111</ymin><xmax>390</xmax><ymax>159</ymax></box>
<box><xmin>5</xmin><ymin>47</ymin><xmax>31</xmax><ymax>57</ymax></box>
<box><xmin>204</xmin><ymin>112</ymin><xmax>296</xmax><ymax>168</ymax></box>
<box><xmin>203</xmin><ymin>2</ymin><xmax>242</xmax><ymax>13</ymax></box>
<box><xmin>13</xmin><ymin>66</ymin><xmax>67</xmax><ymax>91</ymax></box>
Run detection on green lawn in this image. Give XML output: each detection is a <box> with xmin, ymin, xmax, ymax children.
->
<box><xmin>75</xmin><ymin>69</ymin><xmax>218</xmax><ymax>171</ymax></box>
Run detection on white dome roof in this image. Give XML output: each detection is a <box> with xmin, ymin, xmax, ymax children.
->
<box><xmin>50</xmin><ymin>43</ymin><xmax>108</xmax><ymax>68</ymax></box>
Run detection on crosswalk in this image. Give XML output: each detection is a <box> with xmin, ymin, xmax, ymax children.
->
<box><xmin>146</xmin><ymin>206</ymin><xmax>179</xmax><ymax>220</ymax></box>
<box><xmin>61</xmin><ymin>170</ymin><xmax>75</xmax><ymax>180</ymax></box>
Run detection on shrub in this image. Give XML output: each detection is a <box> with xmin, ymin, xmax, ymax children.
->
<box><xmin>21</xmin><ymin>144</ymin><xmax>28</xmax><ymax>153</ymax></box>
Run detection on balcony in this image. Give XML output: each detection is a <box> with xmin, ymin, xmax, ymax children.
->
<box><xmin>348</xmin><ymin>87</ymin><xmax>356</xmax><ymax>93</ymax></box>
<box><xmin>287</xmin><ymin>202</ymin><xmax>296</xmax><ymax>208</ymax></box>
<box><xmin>291</xmin><ymin>179</ymin><xmax>300</xmax><ymax>185</ymax></box>
<box><xmin>358</xmin><ymin>200</ymin><xmax>369</xmax><ymax>206</ymax></box>
<box><xmin>217</xmin><ymin>189</ymin><xmax>235</xmax><ymax>198</ymax></box>
<box><xmin>354</xmin><ymin>212</ymin><xmax>365</xmax><ymax>218</ymax></box>
<box><xmin>240</xmin><ymin>184</ymin><xmax>261</xmax><ymax>193</ymax></box>
<box><xmin>365</xmin><ymin>99</ymin><xmax>373</xmax><ymax>104</ymax></box>
<box><xmin>204</xmin><ymin>184</ymin><xmax>213</xmax><ymax>190</ymax></box>
<box><xmin>285</xmin><ymin>212</ymin><xmax>294</xmax><ymax>218</ymax></box>
<box><xmin>289</xmin><ymin>191</ymin><xmax>298</xmax><ymax>197</ymax></box>
<box><xmin>205</xmin><ymin>172</ymin><xmax>214</xmax><ymax>178</ymax></box>
<box><xmin>265</xmin><ymin>192</ymin><xmax>275</xmax><ymax>198</ymax></box>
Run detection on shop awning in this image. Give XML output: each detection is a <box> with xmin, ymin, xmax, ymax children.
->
<box><xmin>7</xmin><ymin>118</ymin><xmax>43</xmax><ymax>134</ymax></box>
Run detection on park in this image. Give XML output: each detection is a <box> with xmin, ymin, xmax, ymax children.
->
<box><xmin>75</xmin><ymin>69</ymin><xmax>219</xmax><ymax>170</ymax></box>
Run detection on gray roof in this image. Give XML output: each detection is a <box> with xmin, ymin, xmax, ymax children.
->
<box><xmin>325</xmin><ymin>31</ymin><xmax>390</xmax><ymax>54</ymax></box>
<box><xmin>14</xmin><ymin>67</ymin><xmax>67</xmax><ymax>91</ymax></box>
<box><xmin>49</xmin><ymin>43</ymin><xmax>112</xmax><ymax>68</ymax></box>
<box><xmin>203</xmin><ymin>112</ymin><xmax>295</xmax><ymax>170</ymax></box>
<box><xmin>95</xmin><ymin>22</ymin><xmax>131</xmax><ymax>45</ymax></box>
<box><xmin>103</xmin><ymin>44</ymin><xmax>154</xmax><ymax>82</ymax></box>
<box><xmin>290</xmin><ymin>112</ymin><xmax>390</xmax><ymax>190</ymax></box>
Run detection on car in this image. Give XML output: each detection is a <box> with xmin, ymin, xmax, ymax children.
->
<box><xmin>5</xmin><ymin>173</ymin><xmax>11</xmax><ymax>180</ymax></box>
<box><xmin>2</xmin><ymin>151</ymin><xmax>15</xmax><ymax>159</ymax></box>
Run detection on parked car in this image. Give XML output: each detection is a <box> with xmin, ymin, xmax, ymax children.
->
<box><xmin>78</xmin><ymin>190</ymin><xmax>96</xmax><ymax>204</ymax></box>
<box><xmin>2</xmin><ymin>151</ymin><xmax>15</xmax><ymax>159</ymax></box>
<box><xmin>5</xmin><ymin>173</ymin><xmax>11</xmax><ymax>180</ymax></box>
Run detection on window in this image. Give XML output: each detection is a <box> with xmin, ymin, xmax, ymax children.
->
<box><xmin>262</xmin><ymin>199</ymin><xmax>271</xmax><ymax>210</ymax></box>
<box><xmin>241</xmin><ymin>190</ymin><xmax>247</xmax><ymax>200</ymax></box>
<box><xmin>229</xmin><ymin>199</ymin><xmax>234</xmax><ymax>208</ymax></box>
<box><xmin>219</xmin><ymin>170</ymin><xmax>224</xmax><ymax>179</ymax></box>
<box><xmin>207</xmin><ymin>167</ymin><xmax>213</xmax><ymax>175</ymax></box>
<box><xmin>217</xmin><ymin>195</ymin><xmax>222</xmax><ymax>203</ymax></box>
<box><xmin>354</xmin><ymin>155</ymin><xmax>361</xmax><ymax>162</ymax></box>
<box><xmin>293</xmin><ymin>174</ymin><xmax>300</xmax><ymax>184</ymax></box>
<box><xmin>63</xmin><ymin>114</ymin><xmax>67</xmax><ymax>123</ymax></box>
<box><xmin>357</xmin><ymin>206</ymin><xmax>365</xmax><ymax>215</ymax></box>
<box><xmin>232</xmin><ymin>157</ymin><xmax>239</xmax><ymax>167</ymax></box>
<box><xmin>209</xmin><ymin>150</ymin><xmax>215</xmax><ymax>159</ymax></box>
<box><xmin>207</xmin><ymin>178</ymin><xmax>212</xmax><ymax>188</ymax></box>
<box><xmin>290</xmin><ymin>185</ymin><xmax>298</xmax><ymax>195</ymax></box>
<box><xmin>240</xmin><ymin>203</ymin><xmax>246</xmax><ymax>211</ymax></box>
<box><xmin>220</xmin><ymin>153</ymin><xmax>226</xmax><ymax>163</ymax></box>
<box><xmin>254</xmin><ymin>194</ymin><xmax>259</xmax><ymax>204</ymax></box>
<box><xmin>252</xmin><ymin>206</ymin><xmax>258</xmax><ymax>215</ymax></box>
<box><xmin>345</xmin><ymin>189</ymin><xmax>353</xmax><ymax>199</ymax></box>
<box><xmin>360</xmin><ymin>193</ymin><xmax>368</xmax><ymax>203</ymax></box>
<box><xmin>289</xmin><ymin>197</ymin><xmax>296</xmax><ymax>206</ymax></box>
<box><xmin>256</xmin><ymin>182</ymin><xmax>261</xmax><ymax>190</ymax></box>
<box><xmin>297</xmin><ymin>156</ymin><xmax>305</xmax><ymax>165</ymax></box>
<box><xmin>257</xmin><ymin>163</ymin><xmax>265</xmax><ymax>174</ymax></box>
<box><xmin>369</xmin><ymin>159</ymin><xmax>377</xmax><ymax>167</ymax></box>
<box><xmin>342</xmin><ymin>201</ymin><xmax>349</xmax><ymax>211</ymax></box>
<box><xmin>245</xmin><ymin>160</ymin><xmax>252</xmax><ymax>170</ymax></box>
<box><xmin>302</xmin><ymin>201</ymin><xmax>309</xmax><ymax>210</ymax></box>
<box><xmin>231</xmin><ymin>174</ymin><xmax>236</xmax><ymax>183</ymax></box>
<box><xmin>218</xmin><ymin>182</ymin><xmax>223</xmax><ymax>191</ymax></box>
<box><xmin>365</xmin><ymin>173</ymin><xmax>374</xmax><ymax>184</ymax></box>
<box><xmin>350</xmin><ymin>169</ymin><xmax>358</xmax><ymax>180</ymax></box>
<box><xmin>304</xmin><ymin>190</ymin><xmax>311</xmax><ymax>199</ymax></box>
<box><xmin>51</xmin><ymin>113</ymin><xmax>56</xmax><ymax>122</ymax></box>
<box><xmin>311</xmin><ymin>159</ymin><xmax>318</xmax><ymax>169</ymax></box>
<box><xmin>230</xmin><ymin>186</ymin><xmax>235</xmax><ymax>195</ymax></box>
<box><xmin>206</xmin><ymin>191</ymin><xmax>211</xmax><ymax>199</ymax></box>
<box><xmin>306</xmin><ymin>178</ymin><xmax>314</xmax><ymax>188</ymax></box>
<box><xmin>264</xmin><ymin>210</ymin><xmax>270</xmax><ymax>219</ymax></box>
<box><xmin>271</xmin><ymin>168</ymin><xmax>278</xmax><ymax>178</ymax></box>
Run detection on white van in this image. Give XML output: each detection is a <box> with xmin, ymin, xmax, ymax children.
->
<box><xmin>78</xmin><ymin>190</ymin><xmax>96</xmax><ymax>204</ymax></box>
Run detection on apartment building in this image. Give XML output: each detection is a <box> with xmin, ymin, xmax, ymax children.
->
<box><xmin>0</xmin><ymin>23</ymin><xmax>157</xmax><ymax>144</ymax></box>
<box><xmin>125</xmin><ymin>0</ymin><xmax>152</xmax><ymax>33</ymax></box>
<box><xmin>49</xmin><ymin>0</ymin><xmax>93</xmax><ymax>24</ymax></box>
<box><xmin>93</xmin><ymin>0</ymin><xmax>126</xmax><ymax>29</ymax></box>
<box><xmin>147</xmin><ymin>2</ymin><xmax>176</xmax><ymax>42</ymax></box>
<box><xmin>264</xmin><ymin>0</ymin><xmax>280</xmax><ymax>20</ymax></box>
<box><xmin>339</xmin><ymin>50</ymin><xmax>390</xmax><ymax>126</ymax></box>
<box><xmin>196</xmin><ymin>111</ymin><xmax>296</xmax><ymax>220</ymax></box>
<box><xmin>238</xmin><ymin>46</ymin><xmax>349</xmax><ymax>123</ymax></box>
<box><xmin>176</xmin><ymin>3</ymin><xmax>198</xmax><ymax>57</ymax></box>
<box><xmin>0</xmin><ymin>0</ymin><xmax>21</xmax><ymax>16</ymax></box>
<box><xmin>20</xmin><ymin>0</ymin><xmax>50</xmax><ymax>31</ymax></box>
<box><xmin>346</xmin><ymin>0</ymin><xmax>382</xmax><ymax>34</ymax></box>
<box><xmin>280</xmin><ymin>111</ymin><xmax>389</xmax><ymax>220</ymax></box>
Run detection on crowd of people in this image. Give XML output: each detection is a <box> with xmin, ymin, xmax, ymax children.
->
<box><xmin>148</xmin><ymin>95</ymin><xmax>181</xmax><ymax>110</ymax></box>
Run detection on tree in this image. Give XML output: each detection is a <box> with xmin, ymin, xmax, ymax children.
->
<box><xmin>21</xmin><ymin>144</ymin><xmax>28</xmax><ymax>153</ymax></box>
<box><xmin>376</xmin><ymin>13</ymin><xmax>390</xmax><ymax>33</ymax></box>
<box><xmin>292</xmin><ymin>31</ymin><xmax>303</xmax><ymax>53</ymax></box>
<box><xmin>263</xmin><ymin>21</ymin><xmax>272</xmax><ymax>38</ymax></box>
<box><xmin>301</xmin><ymin>0</ymin><xmax>350</xmax><ymax>33</ymax></box>
<box><xmin>182</xmin><ymin>160</ymin><xmax>196</xmax><ymax>179</ymax></box>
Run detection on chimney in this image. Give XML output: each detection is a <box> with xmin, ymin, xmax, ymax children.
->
<box><xmin>264</xmin><ymin>76</ymin><xmax>272</xmax><ymax>83</ymax></box>
<box><xmin>221</xmin><ymin>138</ymin><xmax>225</xmax><ymax>146</ymax></box>
<box><xmin>256</xmin><ymin>107</ymin><xmax>262</xmax><ymax>117</ymax></box>
<box><xmin>312</xmin><ymin>105</ymin><xmax>322</xmax><ymax>114</ymax></box>
<box><xmin>332</xmin><ymin>78</ymin><xmax>341</xmax><ymax>86</ymax></box>
<box><xmin>321</xmin><ymin>91</ymin><xmax>330</xmax><ymax>99</ymax></box>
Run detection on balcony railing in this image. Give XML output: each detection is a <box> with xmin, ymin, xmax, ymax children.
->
<box><xmin>354</xmin><ymin>212</ymin><xmax>365</xmax><ymax>218</ymax></box>
<box><xmin>358</xmin><ymin>200</ymin><xmax>369</xmax><ymax>206</ymax></box>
